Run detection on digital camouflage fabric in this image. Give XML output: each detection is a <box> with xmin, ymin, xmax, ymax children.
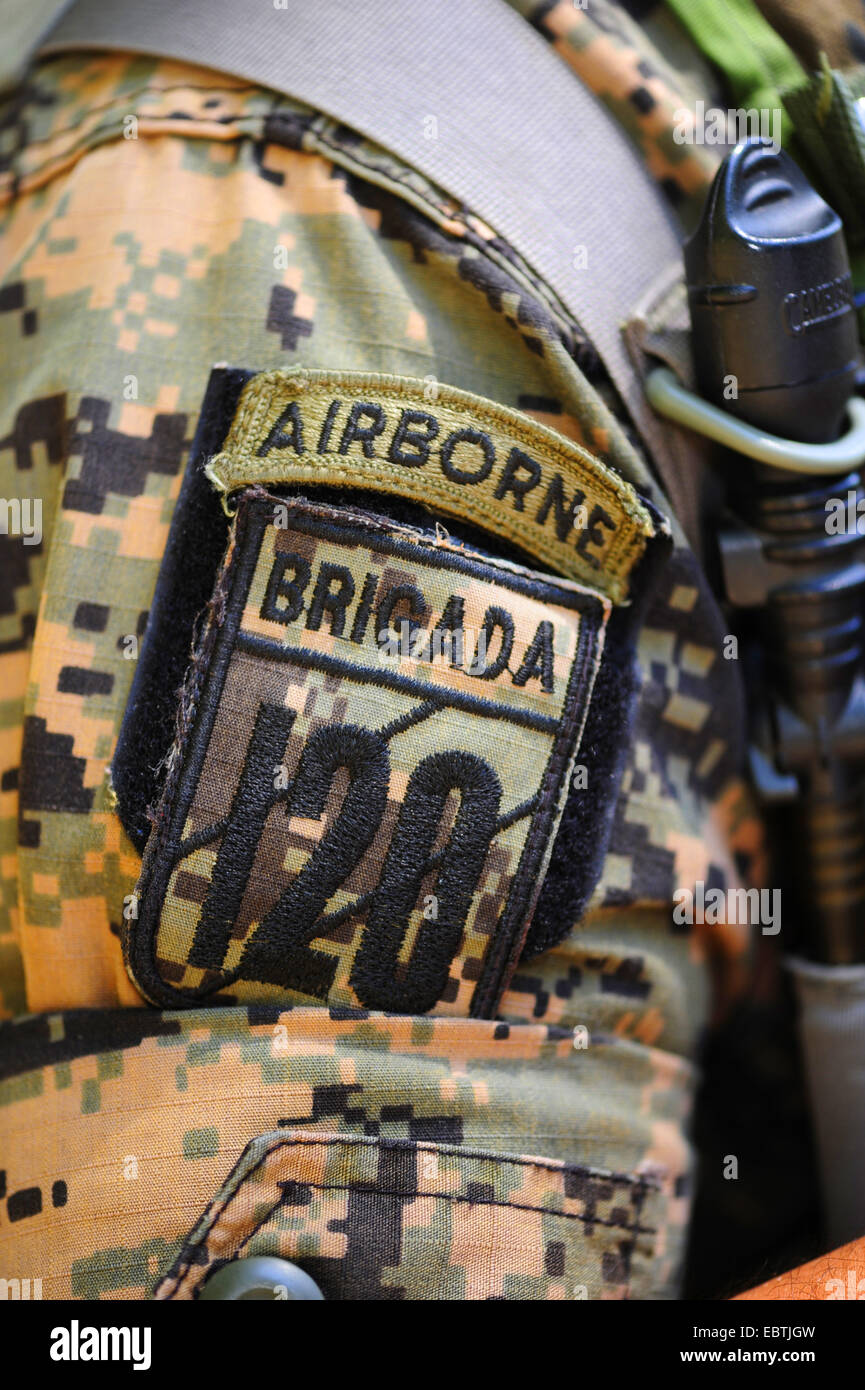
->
<box><xmin>0</xmin><ymin>39</ymin><xmax>764</xmax><ymax>1300</ymax></box>
<box><xmin>123</xmin><ymin>492</ymin><xmax>614</xmax><ymax>1017</ymax></box>
<box><xmin>506</xmin><ymin>0</ymin><xmax>724</xmax><ymax>226</ymax></box>
<box><xmin>1</xmin><ymin>1005</ymin><xmax>691</xmax><ymax>1300</ymax></box>
<box><xmin>155</xmin><ymin>1128</ymin><xmax>668</xmax><ymax>1302</ymax></box>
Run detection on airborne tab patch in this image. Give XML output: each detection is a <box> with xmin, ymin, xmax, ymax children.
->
<box><xmin>205</xmin><ymin>369</ymin><xmax>657</xmax><ymax>604</ymax></box>
<box><xmin>124</xmin><ymin>494</ymin><xmax>609</xmax><ymax>1016</ymax></box>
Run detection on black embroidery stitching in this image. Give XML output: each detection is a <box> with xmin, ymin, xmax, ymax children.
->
<box><xmin>350</xmin><ymin>750</ymin><xmax>504</xmax><ymax>1011</ymax></box>
<box><xmin>469</xmin><ymin>603</ymin><xmax>514</xmax><ymax>680</ymax></box>
<box><xmin>233</xmin><ymin>632</ymin><xmax>561</xmax><ymax>734</ymax></box>
<box><xmin>265</xmin><ymin>789</ymin><xmax>536</xmax><ymax>942</ymax></box>
<box><xmin>127</xmin><ymin>495</ymin><xmax>605</xmax><ymax>1014</ymax></box>
<box><xmin>377</xmin><ymin>697</ymin><xmax>442</xmax><ymax>741</ymax></box>
<box><xmin>235</xmin><ymin>723</ymin><xmax>392</xmax><ymax>994</ymax></box>
<box><xmin>254</xmin><ymin>496</ymin><xmax>598</xmax><ymax>608</ymax></box>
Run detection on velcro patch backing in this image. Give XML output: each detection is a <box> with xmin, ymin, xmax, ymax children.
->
<box><xmin>205</xmin><ymin>369</ymin><xmax>656</xmax><ymax>604</ymax></box>
<box><xmin>124</xmin><ymin>494</ymin><xmax>609</xmax><ymax>1016</ymax></box>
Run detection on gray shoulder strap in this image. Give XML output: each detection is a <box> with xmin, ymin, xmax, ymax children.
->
<box><xmin>39</xmin><ymin>0</ymin><xmax>681</xmax><ymax>474</ymax></box>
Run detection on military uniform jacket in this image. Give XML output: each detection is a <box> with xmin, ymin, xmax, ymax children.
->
<box><xmin>0</xmin><ymin>0</ymin><xmax>765</xmax><ymax>1301</ymax></box>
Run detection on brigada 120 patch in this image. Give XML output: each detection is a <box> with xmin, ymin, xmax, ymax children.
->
<box><xmin>123</xmin><ymin>493</ymin><xmax>609</xmax><ymax>1016</ymax></box>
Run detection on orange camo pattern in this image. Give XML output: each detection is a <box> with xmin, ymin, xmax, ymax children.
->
<box><xmin>0</xmin><ymin>47</ymin><xmax>766</xmax><ymax>1299</ymax></box>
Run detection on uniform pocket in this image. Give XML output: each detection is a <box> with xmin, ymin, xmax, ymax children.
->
<box><xmin>154</xmin><ymin>1129</ymin><xmax>664</xmax><ymax>1301</ymax></box>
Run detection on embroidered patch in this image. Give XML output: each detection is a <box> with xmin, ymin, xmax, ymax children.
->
<box><xmin>205</xmin><ymin>369</ymin><xmax>657</xmax><ymax>604</ymax></box>
<box><xmin>124</xmin><ymin>493</ymin><xmax>609</xmax><ymax>1016</ymax></box>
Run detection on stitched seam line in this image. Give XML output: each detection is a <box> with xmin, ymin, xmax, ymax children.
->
<box><xmin>3</xmin><ymin>80</ymin><xmax>289</xmax><ymax>181</ymax></box>
<box><xmin>306</xmin><ymin>118</ymin><xmax>583</xmax><ymax>337</ymax></box>
<box><xmin>310</xmin><ymin>120</ymin><xmax>459</xmax><ymax>223</ymax></box>
<box><xmin>236</xmin><ymin>487</ymin><xmax>609</xmax><ymax>600</ymax></box>
<box><xmin>15</xmin><ymin>80</ymin><xmax>269</xmax><ymax>151</ymax></box>
<box><xmin>248</xmin><ymin>1132</ymin><xmax>662</xmax><ymax>1188</ymax></box>
<box><xmin>220</xmin><ymin>461</ymin><xmax>641</xmax><ymax>601</ymax></box>
<box><xmin>250</xmin><ymin>1180</ymin><xmax>658</xmax><ymax>1233</ymax></box>
<box><xmin>166</xmin><ymin>1137</ymin><xmax>660</xmax><ymax>1295</ymax></box>
<box><xmin>5</xmin><ymin>110</ymin><xmax>260</xmax><ymax>183</ymax></box>
<box><xmin>161</xmin><ymin>1131</ymin><xmax>662</xmax><ymax>1295</ymax></box>
<box><xmin>11</xmin><ymin>70</ymin><xmax>586</xmax><ymax>347</ymax></box>
<box><xmin>229</xmin><ymin>455</ymin><xmax>632</xmax><ymax>541</ymax></box>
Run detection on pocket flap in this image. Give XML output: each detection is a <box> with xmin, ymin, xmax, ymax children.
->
<box><xmin>154</xmin><ymin>1129</ymin><xmax>663</xmax><ymax>1301</ymax></box>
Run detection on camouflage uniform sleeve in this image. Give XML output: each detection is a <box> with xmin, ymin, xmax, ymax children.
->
<box><xmin>0</xmin><ymin>48</ymin><xmax>764</xmax><ymax>1301</ymax></box>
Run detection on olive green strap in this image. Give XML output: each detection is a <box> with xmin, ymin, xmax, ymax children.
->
<box><xmin>665</xmin><ymin>0</ymin><xmax>805</xmax><ymax>144</ymax></box>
